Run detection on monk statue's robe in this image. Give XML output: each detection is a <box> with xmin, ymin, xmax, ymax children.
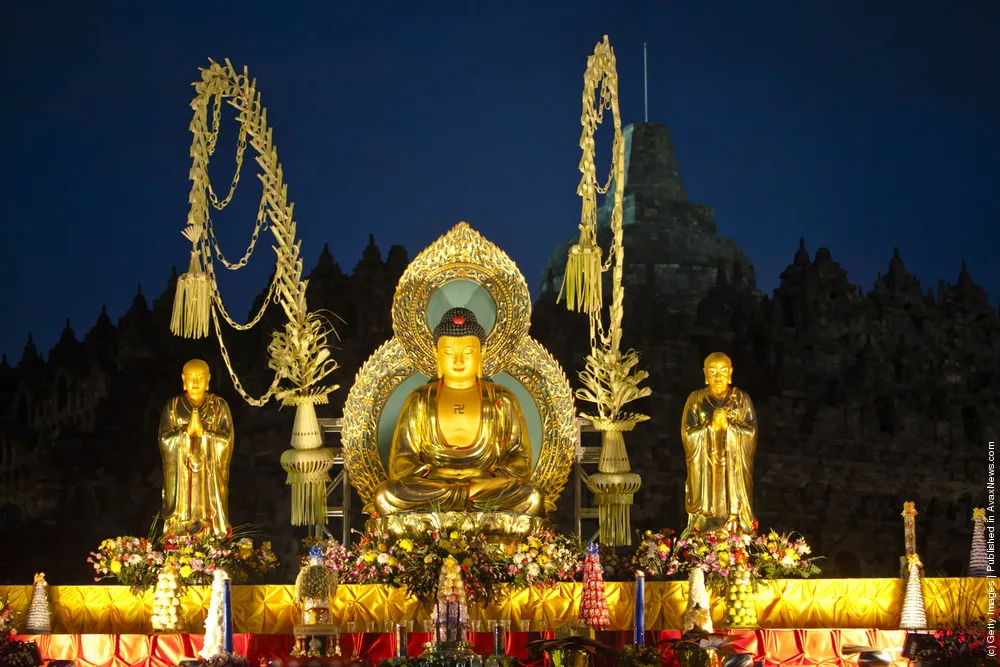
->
<box><xmin>681</xmin><ymin>386</ymin><xmax>757</xmax><ymax>535</ymax></box>
<box><xmin>158</xmin><ymin>392</ymin><xmax>234</xmax><ymax>537</ymax></box>
<box><xmin>373</xmin><ymin>381</ymin><xmax>544</xmax><ymax>517</ymax></box>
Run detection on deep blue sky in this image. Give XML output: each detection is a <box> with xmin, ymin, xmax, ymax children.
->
<box><xmin>2</xmin><ymin>1</ymin><xmax>997</xmax><ymax>364</ymax></box>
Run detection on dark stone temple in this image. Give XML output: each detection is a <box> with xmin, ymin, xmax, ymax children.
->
<box><xmin>0</xmin><ymin>123</ymin><xmax>993</xmax><ymax>584</ymax></box>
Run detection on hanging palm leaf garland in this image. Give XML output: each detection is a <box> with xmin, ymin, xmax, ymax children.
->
<box><xmin>559</xmin><ymin>37</ymin><xmax>652</xmax><ymax>545</ymax></box>
<box><xmin>171</xmin><ymin>58</ymin><xmax>339</xmax><ymax>527</ymax></box>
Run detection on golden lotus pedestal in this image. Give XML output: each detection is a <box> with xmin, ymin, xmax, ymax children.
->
<box><xmin>366</xmin><ymin>510</ymin><xmax>551</xmax><ymax>539</ymax></box>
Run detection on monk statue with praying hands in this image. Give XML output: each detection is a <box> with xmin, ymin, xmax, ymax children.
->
<box><xmin>158</xmin><ymin>359</ymin><xmax>234</xmax><ymax>538</ymax></box>
<box><xmin>681</xmin><ymin>352</ymin><xmax>757</xmax><ymax>537</ymax></box>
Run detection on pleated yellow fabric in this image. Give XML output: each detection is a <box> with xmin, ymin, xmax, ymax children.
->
<box><xmin>0</xmin><ymin>578</ymin><xmax>985</xmax><ymax>635</ymax></box>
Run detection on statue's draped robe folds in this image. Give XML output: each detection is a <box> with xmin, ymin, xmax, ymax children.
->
<box><xmin>159</xmin><ymin>394</ymin><xmax>234</xmax><ymax>537</ymax></box>
<box><xmin>373</xmin><ymin>381</ymin><xmax>544</xmax><ymax>517</ymax></box>
<box><xmin>681</xmin><ymin>387</ymin><xmax>756</xmax><ymax>534</ymax></box>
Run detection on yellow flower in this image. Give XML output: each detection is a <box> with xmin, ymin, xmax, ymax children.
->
<box><xmin>657</xmin><ymin>544</ymin><xmax>670</xmax><ymax>554</ymax></box>
<box><xmin>179</xmin><ymin>565</ymin><xmax>193</xmax><ymax>578</ymax></box>
<box><xmin>697</xmin><ymin>546</ymin><xmax>709</xmax><ymax>556</ymax></box>
<box><xmin>528</xmin><ymin>537</ymin><xmax>542</xmax><ymax>549</ymax></box>
<box><xmin>110</xmin><ymin>559</ymin><xmax>122</xmax><ymax>574</ymax></box>
<box><xmin>783</xmin><ymin>548</ymin><xmax>798</xmax><ymax>561</ymax></box>
<box><xmin>529</xmin><ymin>548</ymin><xmax>538</xmax><ymax>558</ymax></box>
<box><xmin>388</xmin><ymin>557</ymin><xmax>398</xmax><ymax>567</ymax></box>
<box><xmin>520</xmin><ymin>544</ymin><xmax>529</xmax><ymax>553</ymax></box>
<box><xmin>424</xmin><ymin>555</ymin><xmax>435</xmax><ymax>564</ymax></box>
<box><xmin>450</xmin><ymin>531</ymin><xmax>461</xmax><ymax>540</ymax></box>
<box><xmin>718</xmin><ymin>552</ymin><xmax>730</xmax><ymax>567</ymax></box>
<box><xmin>537</xmin><ymin>554</ymin><xmax>550</xmax><ymax>565</ymax></box>
<box><xmin>195</xmin><ymin>551</ymin><xmax>205</xmax><ymax>559</ymax></box>
<box><xmin>363</xmin><ymin>551</ymin><xmax>377</xmax><ymax>563</ymax></box>
<box><xmin>377</xmin><ymin>543</ymin><xmax>388</xmax><ymax>552</ymax></box>
<box><xmin>399</xmin><ymin>539</ymin><xmax>414</xmax><ymax>552</ymax></box>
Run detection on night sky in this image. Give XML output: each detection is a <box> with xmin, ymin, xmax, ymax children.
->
<box><xmin>2</xmin><ymin>1</ymin><xmax>997</xmax><ymax>363</ymax></box>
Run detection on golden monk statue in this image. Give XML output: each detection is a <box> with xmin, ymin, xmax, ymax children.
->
<box><xmin>681</xmin><ymin>352</ymin><xmax>757</xmax><ymax>536</ymax></box>
<box><xmin>372</xmin><ymin>308</ymin><xmax>545</xmax><ymax>517</ymax></box>
<box><xmin>158</xmin><ymin>359</ymin><xmax>234</xmax><ymax>537</ymax></box>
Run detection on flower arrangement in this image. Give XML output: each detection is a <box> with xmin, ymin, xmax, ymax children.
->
<box><xmin>87</xmin><ymin>536</ymin><xmax>163</xmax><ymax>593</ymax></box>
<box><xmin>632</xmin><ymin>529</ymin><xmax>676</xmax><ymax>578</ymax></box>
<box><xmin>306</xmin><ymin>529</ymin><xmax>581</xmax><ymax>604</ymax></box>
<box><xmin>344</xmin><ymin>531</ymin><xmax>408</xmax><ymax>586</ymax></box>
<box><xmin>393</xmin><ymin>530</ymin><xmax>506</xmax><ymax>605</ymax></box>
<box><xmin>915</xmin><ymin>620</ymin><xmax>999</xmax><ymax>665</ymax></box>
<box><xmin>89</xmin><ymin>524</ymin><xmax>278</xmax><ymax>594</ymax></box>
<box><xmin>162</xmin><ymin>532</ymin><xmax>276</xmax><ymax>586</ymax></box>
<box><xmin>302</xmin><ymin>537</ymin><xmax>352</xmax><ymax>575</ymax></box>
<box><xmin>751</xmin><ymin>530</ymin><xmax>821</xmax><ymax>579</ymax></box>
<box><xmin>667</xmin><ymin>530</ymin><xmax>759</xmax><ymax>592</ymax></box>
<box><xmin>0</xmin><ymin>596</ymin><xmax>15</xmax><ymax>635</ymax></box>
<box><xmin>502</xmin><ymin>530</ymin><xmax>582</xmax><ymax>589</ymax></box>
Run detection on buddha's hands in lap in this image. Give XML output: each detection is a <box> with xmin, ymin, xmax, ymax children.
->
<box><xmin>424</xmin><ymin>467</ymin><xmax>481</xmax><ymax>481</ymax></box>
<box><xmin>469</xmin><ymin>476</ymin><xmax>519</xmax><ymax>498</ymax></box>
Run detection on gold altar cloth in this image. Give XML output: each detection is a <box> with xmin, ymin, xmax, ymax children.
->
<box><xmin>0</xmin><ymin>578</ymin><xmax>985</xmax><ymax>635</ymax></box>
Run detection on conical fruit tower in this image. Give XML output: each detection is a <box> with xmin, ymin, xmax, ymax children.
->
<box><xmin>24</xmin><ymin>573</ymin><xmax>50</xmax><ymax>634</ymax></box>
<box><xmin>969</xmin><ymin>508</ymin><xmax>988</xmax><ymax>577</ymax></box>
<box><xmin>724</xmin><ymin>565</ymin><xmax>758</xmax><ymax>628</ymax></box>
<box><xmin>151</xmin><ymin>563</ymin><xmax>183</xmax><ymax>632</ymax></box>
<box><xmin>900</xmin><ymin>554</ymin><xmax>927</xmax><ymax>629</ymax></box>
<box><xmin>424</xmin><ymin>555</ymin><xmax>473</xmax><ymax>657</ymax></box>
<box><xmin>579</xmin><ymin>543</ymin><xmax>610</xmax><ymax>630</ymax></box>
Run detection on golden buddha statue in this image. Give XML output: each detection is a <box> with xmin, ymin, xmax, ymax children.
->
<box><xmin>681</xmin><ymin>352</ymin><xmax>757</xmax><ymax>536</ymax></box>
<box><xmin>372</xmin><ymin>308</ymin><xmax>545</xmax><ymax>518</ymax></box>
<box><xmin>158</xmin><ymin>359</ymin><xmax>234</xmax><ymax>537</ymax></box>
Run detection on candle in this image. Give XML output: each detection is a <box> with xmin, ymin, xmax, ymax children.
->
<box><xmin>395</xmin><ymin>624</ymin><xmax>408</xmax><ymax>658</ymax></box>
<box><xmin>222</xmin><ymin>578</ymin><xmax>234</xmax><ymax>654</ymax></box>
<box><xmin>493</xmin><ymin>623</ymin><xmax>504</xmax><ymax>655</ymax></box>
<box><xmin>634</xmin><ymin>570</ymin><xmax>645</xmax><ymax>646</ymax></box>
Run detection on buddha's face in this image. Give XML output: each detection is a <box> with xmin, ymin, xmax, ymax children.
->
<box><xmin>182</xmin><ymin>360</ymin><xmax>211</xmax><ymax>402</ymax></box>
<box><xmin>436</xmin><ymin>335</ymin><xmax>482</xmax><ymax>387</ymax></box>
<box><xmin>703</xmin><ymin>354</ymin><xmax>732</xmax><ymax>398</ymax></box>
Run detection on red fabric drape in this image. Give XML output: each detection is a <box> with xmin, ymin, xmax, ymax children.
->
<box><xmin>16</xmin><ymin>629</ymin><xmax>909</xmax><ymax>666</ymax></box>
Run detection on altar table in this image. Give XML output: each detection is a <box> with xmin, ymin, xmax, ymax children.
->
<box><xmin>0</xmin><ymin>578</ymin><xmax>985</xmax><ymax>635</ymax></box>
<box><xmin>17</xmin><ymin>629</ymin><xmax>910</xmax><ymax>666</ymax></box>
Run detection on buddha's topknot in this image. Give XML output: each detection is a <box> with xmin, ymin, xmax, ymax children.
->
<box><xmin>433</xmin><ymin>307</ymin><xmax>487</xmax><ymax>345</ymax></box>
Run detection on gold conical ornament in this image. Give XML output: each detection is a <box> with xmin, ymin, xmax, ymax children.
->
<box><xmin>172</xmin><ymin>59</ymin><xmax>339</xmax><ymax>525</ymax></box>
<box><xmin>560</xmin><ymin>37</ymin><xmax>651</xmax><ymax>545</ymax></box>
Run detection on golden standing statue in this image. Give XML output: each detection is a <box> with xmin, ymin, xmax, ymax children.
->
<box><xmin>681</xmin><ymin>352</ymin><xmax>757</xmax><ymax>536</ymax></box>
<box><xmin>373</xmin><ymin>308</ymin><xmax>545</xmax><ymax>517</ymax></box>
<box><xmin>159</xmin><ymin>359</ymin><xmax>234</xmax><ymax>537</ymax></box>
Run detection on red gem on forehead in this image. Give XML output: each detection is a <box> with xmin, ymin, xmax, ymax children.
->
<box><xmin>452</xmin><ymin>316</ymin><xmax>465</xmax><ymax>325</ymax></box>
